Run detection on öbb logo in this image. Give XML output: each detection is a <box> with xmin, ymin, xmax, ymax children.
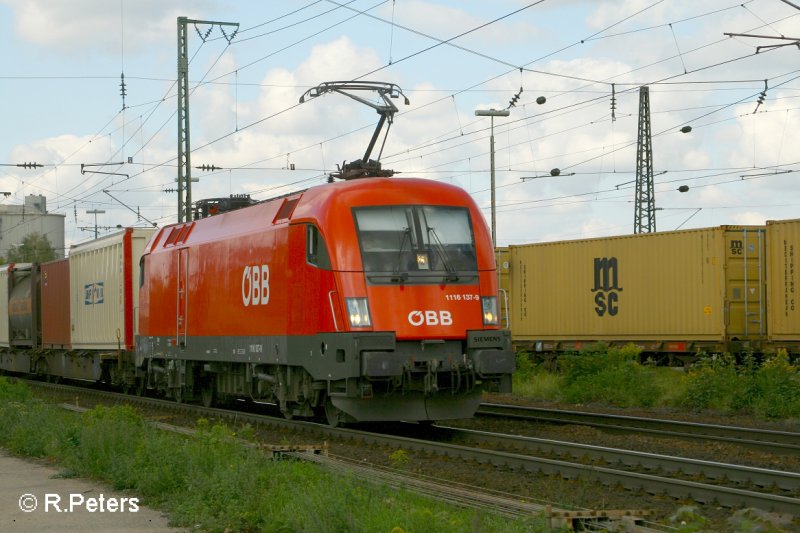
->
<box><xmin>242</xmin><ymin>265</ymin><xmax>270</xmax><ymax>307</ymax></box>
<box><xmin>591</xmin><ymin>257</ymin><xmax>622</xmax><ymax>317</ymax></box>
<box><xmin>407</xmin><ymin>310</ymin><xmax>453</xmax><ymax>327</ymax></box>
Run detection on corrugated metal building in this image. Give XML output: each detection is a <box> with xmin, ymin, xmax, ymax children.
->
<box><xmin>0</xmin><ymin>194</ymin><xmax>66</xmax><ymax>259</ymax></box>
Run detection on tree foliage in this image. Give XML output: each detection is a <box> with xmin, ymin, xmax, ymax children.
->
<box><xmin>6</xmin><ymin>232</ymin><xmax>57</xmax><ymax>263</ymax></box>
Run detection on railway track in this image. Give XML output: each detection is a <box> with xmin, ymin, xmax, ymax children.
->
<box><xmin>412</xmin><ymin>424</ymin><xmax>800</xmax><ymax>495</ymax></box>
<box><xmin>20</xmin><ymin>379</ymin><xmax>800</xmax><ymax>517</ymax></box>
<box><xmin>477</xmin><ymin>403</ymin><xmax>800</xmax><ymax>455</ymax></box>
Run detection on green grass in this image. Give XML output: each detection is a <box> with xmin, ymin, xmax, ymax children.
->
<box><xmin>512</xmin><ymin>346</ymin><xmax>800</xmax><ymax>420</ymax></box>
<box><xmin>0</xmin><ymin>377</ymin><xmax>545</xmax><ymax>533</ymax></box>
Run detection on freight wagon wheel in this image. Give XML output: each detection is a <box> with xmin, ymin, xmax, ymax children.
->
<box><xmin>135</xmin><ymin>378</ymin><xmax>146</xmax><ymax>397</ymax></box>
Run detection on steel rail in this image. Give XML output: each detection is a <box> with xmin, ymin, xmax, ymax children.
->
<box><xmin>477</xmin><ymin>403</ymin><xmax>800</xmax><ymax>455</ymax></box>
<box><xmin>23</xmin><ymin>380</ymin><xmax>800</xmax><ymax>515</ymax></box>
<box><xmin>431</xmin><ymin>424</ymin><xmax>800</xmax><ymax>493</ymax></box>
<box><xmin>350</xmin><ymin>427</ymin><xmax>800</xmax><ymax>514</ymax></box>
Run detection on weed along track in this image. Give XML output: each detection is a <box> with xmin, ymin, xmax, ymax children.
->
<box><xmin>19</xmin><ymin>379</ymin><xmax>800</xmax><ymax>528</ymax></box>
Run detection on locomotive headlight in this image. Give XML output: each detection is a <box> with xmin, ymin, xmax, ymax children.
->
<box><xmin>481</xmin><ymin>296</ymin><xmax>499</xmax><ymax>326</ymax></box>
<box><xmin>346</xmin><ymin>297</ymin><xmax>372</xmax><ymax>328</ymax></box>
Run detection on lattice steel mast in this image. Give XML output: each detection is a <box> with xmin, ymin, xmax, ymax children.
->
<box><xmin>634</xmin><ymin>86</ymin><xmax>656</xmax><ymax>233</ymax></box>
<box><xmin>177</xmin><ymin>17</ymin><xmax>238</xmax><ymax>223</ymax></box>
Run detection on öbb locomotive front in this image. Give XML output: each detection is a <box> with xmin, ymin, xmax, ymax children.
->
<box><xmin>137</xmin><ymin>177</ymin><xmax>514</xmax><ymax>424</ymax></box>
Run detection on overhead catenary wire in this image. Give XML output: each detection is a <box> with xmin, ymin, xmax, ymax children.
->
<box><xmin>2</xmin><ymin>1</ymin><xmax>798</xmax><ymax>242</ymax></box>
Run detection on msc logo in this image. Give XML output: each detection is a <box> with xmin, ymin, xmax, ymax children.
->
<box><xmin>591</xmin><ymin>257</ymin><xmax>622</xmax><ymax>317</ymax></box>
<box><xmin>408</xmin><ymin>310</ymin><xmax>453</xmax><ymax>327</ymax></box>
<box><xmin>84</xmin><ymin>282</ymin><xmax>105</xmax><ymax>305</ymax></box>
<box><xmin>730</xmin><ymin>240</ymin><xmax>756</xmax><ymax>256</ymax></box>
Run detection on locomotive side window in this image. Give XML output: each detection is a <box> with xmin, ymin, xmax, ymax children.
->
<box><xmin>139</xmin><ymin>256</ymin><xmax>146</xmax><ymax>288</ymax></box>
<box><xmin>306</xmin><ymin>224</ymin><xmax>331</xmax><ymax>270</ymax></box>
<box><xmin>353</xmin><ymin>205</ymin><xmax>477</xmax><ymax>283</ymax></box>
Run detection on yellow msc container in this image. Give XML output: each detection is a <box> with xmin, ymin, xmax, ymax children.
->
<box><xmin>766</xmin><ymin>219</ymin><xmax>799</xmax><ymax>350</ymax></box>
<box><xmin>69</xmin><ymin>228</ymin><xmax>155</xmax><ymax>350</ymax></box>
<box><xmin>509</xmin><ymin>225</ymin><xmax>767</xmax><ymax>354</ymax></box>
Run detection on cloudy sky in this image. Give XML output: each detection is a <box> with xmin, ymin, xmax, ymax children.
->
<box><xmin>1</xmin><ymin>0</ymin><xmax>798</xmax><ymax>253</ymax></box>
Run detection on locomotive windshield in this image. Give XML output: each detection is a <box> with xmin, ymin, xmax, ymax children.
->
<box><xmin>353</xmin><ymin>205</ymin><xmax>478</xmax><ymax>283</ymax></box>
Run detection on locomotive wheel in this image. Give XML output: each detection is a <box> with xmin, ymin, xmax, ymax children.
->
<box><xmin>134</xmin><ymin>378</ymin><xmax>146</xmax><ymax>397</ymax></box>
<box><xmin>201</xmin><ymin>382</ymin><xmax>215</xmax><ymax>408</ymax></box>
<box><xmin>324</xmin><ymin>400</ymin><xmax>342</xmax><ymax>428</ymax></box>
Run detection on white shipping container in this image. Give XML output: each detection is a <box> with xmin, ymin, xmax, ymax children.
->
<box><xmin>69</xmin><ymin>228</ymin><xmax>155</xmax><ymax>350</ymax></box>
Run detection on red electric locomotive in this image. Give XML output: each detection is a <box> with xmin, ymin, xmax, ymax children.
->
<box><xmin>137</xmin><ymin>177</ymin><xmax>514</xmax><ymax>424</ymax></box>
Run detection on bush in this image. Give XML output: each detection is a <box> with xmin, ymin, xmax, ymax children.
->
<box><xmin>680</xmin><ymin>350</ymin><xmax>800</xmax><ymax>418</ymax></box>
<box><xmin>504</xmin><ymin>346</ymin><xmax>798</xmax><ymax>420</ymax></box>
<box><xmin>511</xmin><ymin>351</ymin><xmax>563</xmax><ymax>401</ymax></box>
<box><xmin>681</xmin><ymin>353</ymin><xmax>746</xmax><ymax>411</ymax></box>
<box><xmin>752</xmin><ymin>351</ymin><xmax>800</xmax><ymax>419</ymax></box>
<box><xmin>0</xmin><ymin>376</ymin><xmax>32</xmax><ymax>401</ymax></box>
<box><xmin>558</xmin><ymin>344</ymin><xmax>660</xmax><ymax>407</ymax></box>
<box><xmin>514</xmin><ymin>350</ymin><xmax>535</xmax><ymax>378</ymax></box>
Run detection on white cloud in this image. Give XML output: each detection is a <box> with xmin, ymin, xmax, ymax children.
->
<box><xmin>2</xmin><ymin>0</ymin><xmax>217</xmax><ymax>54</ymax></box>
<box><xmin>731</xmin><ymin>210</ymin><xmax>770</xmax><ymax>225</ymax></box>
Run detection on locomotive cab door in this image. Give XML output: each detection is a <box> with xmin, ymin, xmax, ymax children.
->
<box><xmin>177</xmin><ymin>247</ymin><xmax>189</xmax><ymax>347</ymax></box>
